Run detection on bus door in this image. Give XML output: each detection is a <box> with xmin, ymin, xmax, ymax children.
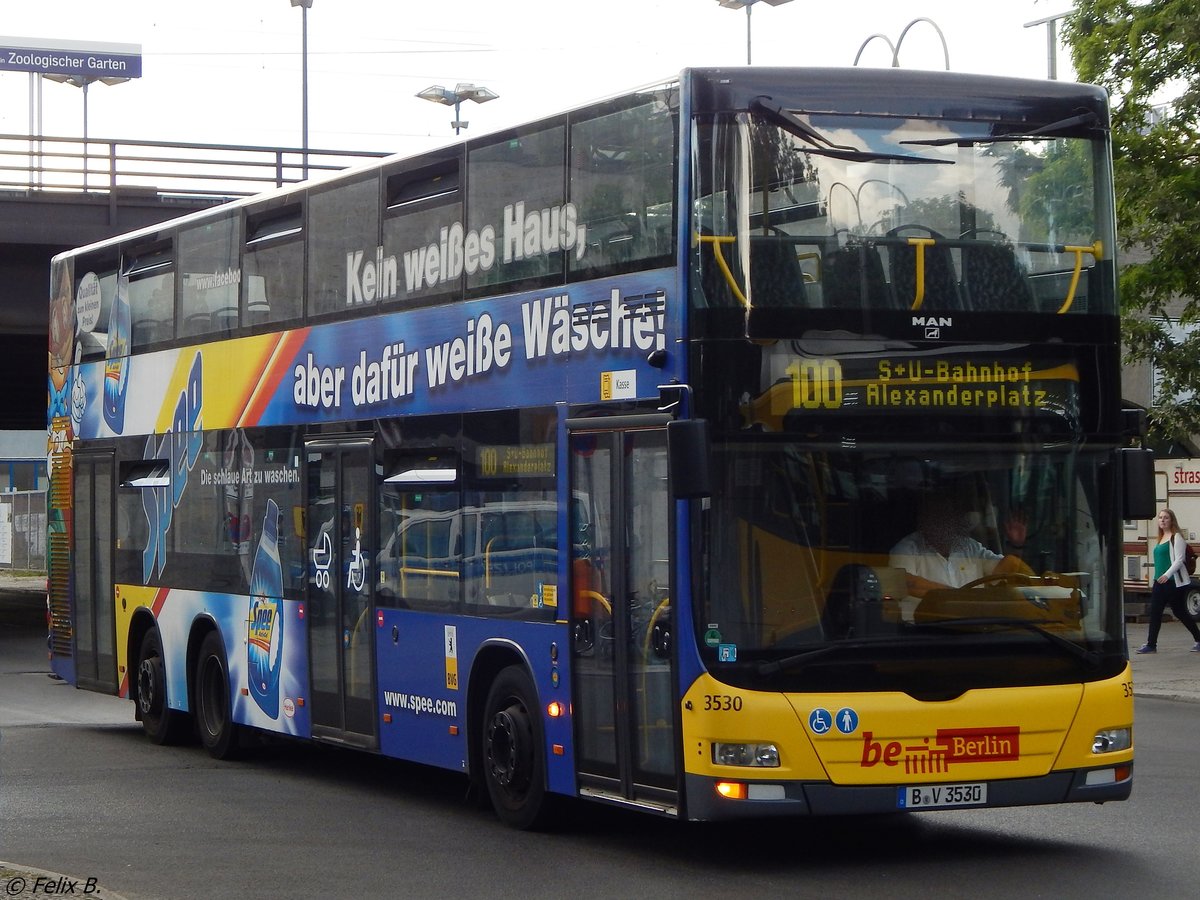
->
<box><xmin>568</xmin><ymin>422</ymin><xmax>677</xmax><ymax>808</ymax></box>
<box><xmin>305</xmin><ymin>439</ymin><xmax>377</xmax><ymax>748</ymax></box>
<box><xmin>72</xmin><ymin>450</ymin><xmax>118</xmax><ymax>693</ymax></box>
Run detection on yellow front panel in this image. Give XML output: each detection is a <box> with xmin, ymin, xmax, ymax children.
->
<box><xmin>1054</xmin><ymin>662</ymin><xmax>1134</xmax><ymax>769</ymax></box>
<box><xmin>682</xmin><ymin>674</ymin><xmax>828</xmax><ymax>780</ymax></box>
<box><xmin>792</xmin><ymin>684</ymin><xmax>1082</xmax><ymax>784</ymax></box>
<box><xmin>682</xmin><ymin>668</ymin><xmax>1133</xmax><ymax>785</ymax></box>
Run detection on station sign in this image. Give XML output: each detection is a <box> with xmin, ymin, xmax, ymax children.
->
<box><xmin>0</xmin><ymin>36</ymin><xmax>142</xmax><ymax>79</ymax></box>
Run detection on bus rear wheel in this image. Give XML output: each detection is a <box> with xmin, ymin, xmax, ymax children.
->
<box><xmin>481</xmin><ymin>665</ymin><xmax>549</xmax><ymax>829</ymax></box>
<box><xmin>135</xmin><ymin>628</ymin><xmax>188</xmax><ymax>744</ymax></box>
<box><xmin>194</xmin><ymin>631</ymin><xmax>242</xmax><ymax>760</ymax></box>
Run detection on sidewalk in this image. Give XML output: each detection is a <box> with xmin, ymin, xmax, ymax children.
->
<box><xmin>1125</xmin><ymin>621</ymin><xmax>1200</xmax><ymax>703</ymax></box>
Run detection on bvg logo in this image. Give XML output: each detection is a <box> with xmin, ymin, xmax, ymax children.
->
<box><xmin>860</xmin><ymin>726</ymin><xmax>1020</xmax><ymax>774</ymax></box>
<box><xmin>142</xmin><ymin>352</ymin><xmax>203</xmax><ymax>582</ymax></box>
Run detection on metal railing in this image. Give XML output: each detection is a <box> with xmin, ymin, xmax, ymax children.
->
<box><xmin>0</xmin><ymin>490</ymin><xmax>46</xmax><ymax>573</ymax></box>
<box><xmin>0</xmin><ymin>132</ymin><xmax>390</xmax><ymax>200</ymax></box>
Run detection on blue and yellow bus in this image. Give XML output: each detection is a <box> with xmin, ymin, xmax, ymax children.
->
<box><xmin>48</xmin><ymin>67</ymin><xmax>1149</xmax><ymax>828</ymax></box>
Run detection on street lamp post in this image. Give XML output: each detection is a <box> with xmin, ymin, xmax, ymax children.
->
<box><xmin>416</xmin><ymin>83</ymin><xmax>499</xmax><ymax>135</ymax></box>
<box><xmin>41</xmin><ymin>74</ymin><xmax>130</xmax><ymax>190</ymax></box>
<box><xmin>290</xmin><ymin>0</ymin><xmax>313</xmax><ymax>178</ymax></box>
<box><xmin>1024</xmin><ymin>12</ymin><xmax>1070</xmax><ymax>80</ymax></box>
<box><xmin>715</xmin><ymin>0</ymin><xmax>795</xmax><ymax>65</ymax></box>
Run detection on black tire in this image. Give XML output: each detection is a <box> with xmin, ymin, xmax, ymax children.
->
<box><xmin>136</xmin><ymin>628</ymin><xmax>189</xmax><ymax>744</ymax></box>
<box><xmin>1186</xmin><ymin>584</ymin><xmax>1200</xmax><ymax>622</ymax></box>
<box><xmin>194</xmin><ymin>631</ymin><xmax>242</xmax><ymax>760</ymax></box>
<box><xmin>481</xmin><ymin>665</ymin><xmax>549</xmax><ymax>829</ymax></box>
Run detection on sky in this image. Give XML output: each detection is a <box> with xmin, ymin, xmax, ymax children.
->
<box><xmin>0</xmin><ymin>0</ymin><xmax>1078</xmax><ymax>160</ymax></box>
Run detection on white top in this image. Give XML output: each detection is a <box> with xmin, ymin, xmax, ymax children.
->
<box><xmin>889</xmin><ymin>531</ymin><xmax>1004</xmax><ymax>589</ymax></box>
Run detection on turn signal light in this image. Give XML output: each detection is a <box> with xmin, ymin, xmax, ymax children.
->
<box><xmin>715</xmin><ymin>781</ymin><xmax>747</xmax><ymax>800</ymax></box>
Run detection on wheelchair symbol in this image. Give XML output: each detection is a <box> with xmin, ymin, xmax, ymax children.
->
<box><xmin>808</xmin><ymin>708</ymin><xmax>832</xmax><ymax>735</ymax></box>
<box><xmin>346</xmin><ymin>526</ymin><xmax>366</xmax><ymax>592</ymax></box>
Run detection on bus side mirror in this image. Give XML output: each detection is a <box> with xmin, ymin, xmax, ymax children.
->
<box><xmin>1121</xmin><ymin>448</ymin><xmax>1155</xmax><ymax>520</ymax></box>
<box><xmin>668</xmin><ymin>418</ymin><xmax>711</xmax><ymax>499</ymax></box>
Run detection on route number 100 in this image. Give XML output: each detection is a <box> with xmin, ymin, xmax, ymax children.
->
<box><xmin>786</xmin><ymin>359</ymin><xmax>844</xmax><ymax>409</ymax></box>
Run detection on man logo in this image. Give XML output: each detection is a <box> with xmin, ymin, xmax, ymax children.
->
<box><xmin>913</xmin><ymin>315</ymin><xmax>950</xmax><ymax>340</ymax></box>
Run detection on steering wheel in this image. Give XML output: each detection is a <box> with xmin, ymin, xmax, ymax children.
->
<box><xmin>959</xmin><ymin>571</ymin><xmax>1035</xmax><ymax>590</ymax></box>
<box><xmin>960</xmin><ymin>570</ymin><xmax>1057</xmax><ymax>612</ymax></box>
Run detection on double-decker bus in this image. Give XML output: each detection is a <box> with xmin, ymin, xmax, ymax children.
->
<box><xmin>47</xmin><ymin>67</ymin><xmax>1151</xmax><ymax>828</ymax></box>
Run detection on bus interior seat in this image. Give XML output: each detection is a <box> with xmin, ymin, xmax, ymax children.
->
<box><xmin>822</xmin><ymin>241</ymin><xmax>891</xmax><ymax>309</ymax></box>
<box><xmin>748</xmin><ymin>238</ymin><xmax>808</xmax><ymax>308</ymax></box>
<box><xmin>962</xmin><ymin>239</ymin><xmax>1035</xmax><ymax>312</ymax></box>
<box><xmin>887</xmin><ymin>225</ymin><xmax>964</xmax><ymax>311</ymax></box>
<box><xmin>245</xmin><ymin>302</ymin><xmax>272</xmax><ymax>326</ymax></box>
<box><xmin>212</xmin><ymin>306</ymin><xmax>239</xmax><ymax>331</ymax></box>
<box><xmin>133</xmin><ymin>319</ymin><xmax>170</xmax><ymax>345</ymax></box>
<box><xmin>181</xmin><ymin>312</ymin><xmax>212</xmax><ymax>337</ymax></box>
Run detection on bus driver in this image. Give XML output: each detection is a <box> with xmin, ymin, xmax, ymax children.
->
<box><xmin>889</xmin><ymin>493</ymin><xmax>1030</xmax><ymax>599</ymax></box>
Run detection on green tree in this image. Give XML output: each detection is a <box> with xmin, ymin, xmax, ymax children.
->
<box><xmin>1065</xmin><ymin>0</ymin><xmax>1200</xmax><ymax>441</ymax></box>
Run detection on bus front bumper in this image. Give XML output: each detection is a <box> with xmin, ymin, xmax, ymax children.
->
<box><xmin>682</xmin><ymin>764</ymin><xmax>1132</xmax><ymax>821</ymax></box>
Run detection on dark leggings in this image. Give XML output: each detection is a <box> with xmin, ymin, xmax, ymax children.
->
<box><xmin>1146</xmin><ymin>579</ymin><xmax>1200</xmax><ymax>646</ymax></box>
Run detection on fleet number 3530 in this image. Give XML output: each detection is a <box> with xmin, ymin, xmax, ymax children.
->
<box><xmin>703</xmin><ymin>694</ymin><xmax>743</xmax><ymax>711</ymax></box>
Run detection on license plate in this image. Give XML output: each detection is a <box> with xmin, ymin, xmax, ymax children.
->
<box><xmin>898</xmin><ymin>782</ymin><xmax>987</xmax><ymax>809</ymax></box>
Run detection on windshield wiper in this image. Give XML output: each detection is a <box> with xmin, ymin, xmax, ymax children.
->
<box><xmin>751</xmin><ymin>96</ymin><xmax>951</xmax><ymax>165</ymax></box>
<box><xmin>908</xmin><ymin>616</ymin><xmax>1102</xmax><ymax>667</ymax></box>
<box><xmin>900</xmin><ymin>111</ymin><xmax>1104</xmax><ymax>147</ymax></box>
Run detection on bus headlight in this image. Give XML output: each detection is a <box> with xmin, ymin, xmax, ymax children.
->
<box><xmin>1092</xmin><ymin>728</ymin><xmax>1131</xmax><ymax>753</ymax></box>
<box><xmin>712</xmin><ymin>742</ymin><xmax>780</xmax><ymax>767</ymax></box>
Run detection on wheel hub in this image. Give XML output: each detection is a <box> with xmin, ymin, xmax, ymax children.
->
<box><xmin>488</xmin><ymin>709</ymin><xmax>519</xmax><ymax>786</ymax></box>
<box><xmin>137</xmin><ymin>657</ymin><xmax>160</xmax><ymax>716</ymax></box>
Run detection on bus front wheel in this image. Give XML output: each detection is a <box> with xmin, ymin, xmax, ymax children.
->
<box><xmin>1186</xmin><ymin>585</ymin><xmax>1200</xmax><ymax>622</ymax></box>
<box><xmin>194</xmin><ymin>631</ymin><xmax>242</xmax><ymax>760</ymax></box>
<box><xmin>481</xmin><ymin>665</ymin><xmax>549</xmax><ymax>829</ymax></box>
<box><xmin>135</xmin><ymin>628</ymin><xmax>188</xmax><ymax>744</ymax></box>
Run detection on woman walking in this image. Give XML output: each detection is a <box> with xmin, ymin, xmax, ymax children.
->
<box><xmin>1137</xmin><ymin>508</ymin><xmax>1200</xmax><ymax>653</ymax></box>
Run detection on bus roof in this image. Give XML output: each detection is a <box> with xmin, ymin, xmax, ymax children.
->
<box><xmin>55</xmin><ymin>66</ymin><xmax>1106</xmax><ymax>263</ymax></box>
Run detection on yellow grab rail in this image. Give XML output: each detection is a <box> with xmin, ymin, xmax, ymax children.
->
<box><xmin>1057</xmin><ymin>240</ymin><xmax>1103</xmax><ymax>314</ymax></box>
<box><xmin>906</xmin><ymin>236</ymin><xmax>936</xmax><ymax>310</ymax></box>
<box><xmin>695</xmin><ymin>233</ymin><xmax>749</xmax><ymax>308</ymax></box>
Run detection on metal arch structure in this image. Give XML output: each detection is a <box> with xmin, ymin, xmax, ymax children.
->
<box><xmin>853</xmin><ymin>17</ymin><xmax>950</xmax><ymax>71</ymax></box>
<box><xmin>852</xmin><ymin>33</ymin><xmax>898</xmax><ymax>67</ymax></box>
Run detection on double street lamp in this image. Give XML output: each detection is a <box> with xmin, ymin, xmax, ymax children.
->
<box><xmin>416</xmin><ymin>83</ymin><xmax>499</xmax><ymax>135</ymax></box>
<box><xmin>715</xmin><ymin>0</ymin><xmax>795</xmax><ymax>65</ymax></box>
<box><xmin>41</xmin><ymin>73</ymin><xmax>130</xmax><ymax>190</ymax></box>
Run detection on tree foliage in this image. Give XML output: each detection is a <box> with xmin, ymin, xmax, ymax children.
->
<box><xmin>1064</xmin><ymin>0</ymin><xmax>1200</xmax><ymax>441</ymax></box>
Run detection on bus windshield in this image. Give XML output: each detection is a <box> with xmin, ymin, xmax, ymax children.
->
<box><xmin>695</xmin><ymin>441</ymin><xmax>1120</xmax><ymax>696</ymax></box>
<box><xmin>692</xmin><ymin>108</ymin><xmax>1114</xmax><ymax>316</ymax></box>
